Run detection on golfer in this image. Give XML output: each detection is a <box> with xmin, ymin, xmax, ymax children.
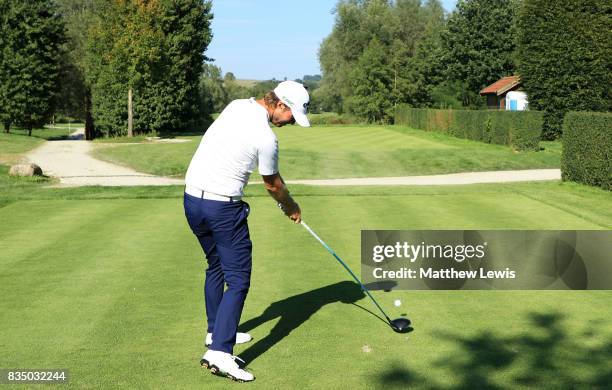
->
<box><xmin>183</xmin><ymin>81</ymin><xmax>310</xmax><ymax>382</ymax></box>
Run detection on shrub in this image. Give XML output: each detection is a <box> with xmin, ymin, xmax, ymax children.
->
<box><xmin>395</xmin><ymin>106</ymin><xmax>542</xmax><ymax>151</ymax></box>
<box><xmin>561</xmin><ymin>112</ymin><xmax>611</xmax><ymax>190</ymax></box>
<box><xmin>308</xmin><ymin>113</ymin><xmax>363</xmax><ymax>126</ymax></box>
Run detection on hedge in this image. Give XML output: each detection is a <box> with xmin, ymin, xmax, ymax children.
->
<box><xmin>561</xmin><ymin>112</ymin><xmax>611</xmax><ymax>190</ymax></box>
<box><xmin>394</xmin><ymin>106</ymin><xmax>543</xmax><ymax>151</ymax></box>
<box><xmin>308</xmin><ymin>112</ymin><xmax>363</xmax><ymax>125</ymax></box>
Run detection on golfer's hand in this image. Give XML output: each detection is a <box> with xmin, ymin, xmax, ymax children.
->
<box><xmin>281</xmin><ymin>201</ymin><xmax>301</xmax><ymax>223</ymax></box>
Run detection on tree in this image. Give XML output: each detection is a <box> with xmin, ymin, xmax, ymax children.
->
<box><xmin>346</xmin><ymin>38</ymin><xmax>393</xmax><ymax>122</ymax></box>
<box><xmin>318</xmin><ymin>0</ymin><xmax>443</xmax><ymax>119</ymax></box>
<box><xmin>224</xmin><ymin>72</ymin><xmax>249</xmax><ymax>102</ymax></box>
<box><xmin>407</xmin><ymin>0</ymin><xmax>448</xmax><ymax>107</ymax></box>
<box><xmin>517</xmin><ymin>0</ymin><xmax>611</xmax><ymax>139</ymax></box>
<box><xmin>248</xmin><ymin>79</ymin><xmax>277</xmax><ymax>100</ymax></box>
<box><xmin>440</xmin><ymin>0</ymin><xmax>517</xmax><ymax>108</ymax></box>
<box><xmin>0</xmin><ymin>0</ymin><xmax>66</xmax><ymax>135</ymax></box>
<box><xmin>199</xmin><ymin>63</ymin><xmax>227</xmax><ymax>114</ymax></box>
<box><xmin>86</xmin><ymin>0</ymin><xmax>212</xmax><ymax>137</ymax></box>
<box><xmin>318</xmin><ymin>35</ymin><xmax>346</xmax><ymax>113</ymax></box>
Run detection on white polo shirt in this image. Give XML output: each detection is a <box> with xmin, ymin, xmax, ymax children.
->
<box><xmin>185</xmin><ymin>98</ymin><xmax>279</xmax><ymax>197</ymax></box>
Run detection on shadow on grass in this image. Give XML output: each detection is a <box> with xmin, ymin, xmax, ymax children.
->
<box><xmin>375</xmin><ymin>311</ymin><xmax>612</xmax><ymax>389</ymax></box>
<box><xmin>237</xmin><ymin>281</ymin><xmax>365</xmax><ymax>366</ymax></box>
<box><xmin>43</xmin><ymin>135</ymin><xmax>70</xmax><ymax>140</ymax></box>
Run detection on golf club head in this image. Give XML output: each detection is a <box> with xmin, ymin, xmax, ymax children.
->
<box><xmin>389</xmin><ymin>317</ymin><xmax>412</xmax><ymax>333</ymax></box>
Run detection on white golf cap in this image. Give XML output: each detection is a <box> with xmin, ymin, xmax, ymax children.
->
<box><xmin>274</xmin><ymin>80</ymin><xmax>310</xmax><ymax>127</ymax></box>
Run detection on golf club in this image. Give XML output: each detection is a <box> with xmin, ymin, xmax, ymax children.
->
<box><xmin>299</xmin><ymin>220</ymin><xmax>411</xmax><ymax>333</ymax></box>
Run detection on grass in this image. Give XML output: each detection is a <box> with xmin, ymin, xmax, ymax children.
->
<box><xmin>1</xmin><ymin>178</ymin><xmax>611</xmax><ymax>388</ymax></box>
<box><xmin>10</xmin><ymin>123</ymin><xmax>83</xmax><ymax>140</ymax></box>
<box><xmin>1</xmin><ymin>122</ymin><xmax>609</xmax><ymax>388</ymax></box>
<box><xmin>91</xmin><ymin>125</ymin><xmax>561</xmax><ymax>179</ymax></box>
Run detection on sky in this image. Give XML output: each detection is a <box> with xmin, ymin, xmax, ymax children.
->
<box><xmin>206</xmin><ymin>0</ymin><xmax>458</xmax><ymax>81</ymax></box>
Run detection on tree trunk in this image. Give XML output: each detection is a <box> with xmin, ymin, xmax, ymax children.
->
<box><xmin>3</xmin><ymin>121</ymin><xmax>10</xmax><ymax>133</ymax></box>
<box><xmin>127</xmin><ymin>87</ymin><xmax>133</xmax><ymax>137</ymax></box>
<box><xmin>28</xmin><ymin>125</ymin><xmax>32</xmax><ymax>136</ymax></box>
<box><xmin>84</xmin><ymin>88</ymin><xmax>95</xmax><ymax>140</ymax></box>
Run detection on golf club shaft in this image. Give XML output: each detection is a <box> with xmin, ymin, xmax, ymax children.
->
<box><xmin>300</xmin><ymin>221</ymin><xmax>392</xmax><ymax>323</ymax></box>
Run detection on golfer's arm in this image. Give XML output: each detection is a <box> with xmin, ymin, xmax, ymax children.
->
<box><xmin>262</xmin><ymin>173</ymin><xmax>296</xmax><ymax>207</ymax></box>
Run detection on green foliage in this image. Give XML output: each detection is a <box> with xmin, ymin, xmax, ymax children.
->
<box><xmin>395</xmin><ymin>106</ymin><xmax>542</xmax><ymax>151</ymax></box>
<box><xmin>429</xmin><ymin>82</ymin><xmax>464</xmax><ymax>109</ymax></box>
<box><xmin>307</xmin><ymin>112</ymin><xmax>362</xmax><ymax>126</ymax></box>
<box><xmin>224</xmin><ymin>72</ymin><xmax>250</xmax><ymax>102</ymax></box>
<box><xmin>561</xmin><ymin>112</ymin><xmax>611</xmax><ymax>190</ymax></box>
<box><xmin>54</xmin><ymin>0</ymin><xmax>97</xmax><ymax>122</ymax></box>
<box><xmin>198</xmin><ymin>73</ymin><xmax>323</xmax><ymax>116</ymax></box>
<box><xmin>199</xmin><ymin>63</ymin><xmax>226</xmax><ymax>113</ymax></box>
<box><xmin>517</xmin><ymin>0</ymin><xmax>612</xmax><ymax>140</ymax></box>
<box><xmin>86</xmin><ymin>0</ymin><xmax>213</xmax><ymax>137</ymax></box>
<box><xmin>318</xmin><ymin>0</ymin><xmax>521</xmax><ymax>115</ymax></box>
<box><xmin>319</xmin><ymin>0</ymin><xmax>446</xmax><ymax>121</ymax></box>
<box><xmin>407</xmin><ymin>0</ymin><xmax>448</xmax><ymax>107</ymax></box>
<box><xmin>489</xmin><ymin>111</ymin><xmax>543</xmax><ymax>151</ymax></box>
<box><xmin>440</xmin><ymin>0</ymin><xmax>517</xmax><ymax>108</ymax></box>
<box><xmin>0</xmin><ymin>0</ymin><xmax>66</xmax><ymax>134</ymax></box>
<box><xmin>248</xmin><ymin>79</ymin><xmax>278</xmax><ymax>101</ymax></box>
<box><xmin>346</xmin><ymin>38</ymin><xmax>393</xmax><ymax>122</ymax></box>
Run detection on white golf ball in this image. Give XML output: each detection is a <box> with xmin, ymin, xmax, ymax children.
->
<box><xmin>394</xmin><ymin>299</ymin><xmax>401</xmax><ymax>307</ymax></box>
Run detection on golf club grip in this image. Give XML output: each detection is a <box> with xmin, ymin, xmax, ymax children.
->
<box><xmin>300</xmin><ymin>221</ymin><xmax>392</xmax><ymax>323</ymax></box>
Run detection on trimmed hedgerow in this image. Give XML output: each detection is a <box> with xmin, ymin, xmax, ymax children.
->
<box><xmin>395</xmin><ymin>106</ymin><xmax>542</xmax><ymax>151</ymax></box>
<box><xmin>561</xmin><ymin>112</ymin><xmax>611</xmax><ymax>190</ymax></box>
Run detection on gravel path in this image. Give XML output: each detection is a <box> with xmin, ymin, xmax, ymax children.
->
<box><xmin>285</xmin><ymin>169</ymin><xmax>561</xmax><ymax>186</ymax></box>
<box><xmin>25</xmin><ymin>129</ymin><xmax>183</xmax><ymax>187</ymax></box>
<box><xmin>24</xmin><ymin>128</ymin><xmax>561</xmax><ymax>187</ymax></box>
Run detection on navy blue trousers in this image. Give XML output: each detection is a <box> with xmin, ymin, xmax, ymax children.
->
<box><xmin>183</xmin><ymin>193</ymin><xmax>252</xmax><ymax>354</ymax></box>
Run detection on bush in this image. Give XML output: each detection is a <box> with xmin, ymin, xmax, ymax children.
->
<box><xmin>561</xmin><ymin>112</ymin><xmax>611</xmax><ymax>190</ymax></box>
<box><xmin>490</xmin><ymin>111</ymin><xmax>543</xmax><ymax>151</ymax></box>
<box><xmin>308</xmin><ymin>112</ymin><xmax>363</xmax><ymax>126</ymax></box>
<box><xmin>517</xmin><ymin>0</ymin><xmax>611</xmax><ymax>140</ymax></box>
<box><xmin>395</xmin><ymin>106</ymin><xmax>542</xmax><ymax>151</ymax></box>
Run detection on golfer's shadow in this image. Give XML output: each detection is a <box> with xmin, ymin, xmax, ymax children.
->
<box><xmin>237</xmin><ymin>280</ymin><xmax>364</xmax><ymax>366</ymax></box>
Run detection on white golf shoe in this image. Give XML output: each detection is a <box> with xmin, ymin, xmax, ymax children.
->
<box><xmin>200</xmin><ymin>349</ymin><xmax>254</xmax><ymax>382</ymax></box>
<box><xmin>205</xmin><ymin>332</ymin><xmax>252</xmax><ymax>347</ymax></box>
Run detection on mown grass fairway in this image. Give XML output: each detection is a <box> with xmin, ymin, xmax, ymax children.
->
<box><xmin>91</xmin><ymin>125</ymin><xmax>561</xmax><ymax>178</ymax></box>
<box><xmin>1</xmin><ymin>181</ymin><xmax>611</xmax><ymax>389</ymax></box>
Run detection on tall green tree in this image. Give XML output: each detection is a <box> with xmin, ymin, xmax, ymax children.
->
<box><xmin>347</xmin><ymin>38</ymin><xmax>393</xmax><ymax>122</ymax></box>
<box><xmin>517</xmin><ymin>0</ymin><xmax>611</xmax><ymax>139</ymax></box>
<box><xmin>393</xmin><ymin>0</ymin><xmax>446</xmax><ymax>107</ymax></box>
<box><xmin>0</xmin><ymin>0</ymin><xmax>66</xmax><ymax>135</ymax></box>
<box><xmin>87</xmin><ymin>0</ymin><xmax>212</xmax><ymax>137</ymax></box>
<box><xmin>440</xmin><ymin>0</ymin><xmax>517</xmax><ymax>108</ymax></box>
<box><xmin>319</xmin><ymin>0</ymin><xmax>441</xmax><ymax>120</ymax></box>
<box><xmin>159</xmin><ymin>0</ymin><xmax>213</xmax><ymax>131</ymax></box>
<box><xmin>319</xmin><ymin>0</ymin><xmax>393</xmax><ymax>116</ymax></box>
<box><xmin>402</xmin><ymin>0</ymin><xmax>447</xmax><ymax>107</ymax></box>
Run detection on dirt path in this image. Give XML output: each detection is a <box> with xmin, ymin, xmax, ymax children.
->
<box><xmin>24</xmin><ymin>129</ymin><xmax>561</xmax><ymax>187</ymax></box>
<box><xmin>285</xmin><ymin>169</ymin><xmax>561</xmax><ymax>186</ymax></box>
<box><xmin>25</xmin><ymin>129</ymin><xmax>183</xmax><ymax>187</ymax></box>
